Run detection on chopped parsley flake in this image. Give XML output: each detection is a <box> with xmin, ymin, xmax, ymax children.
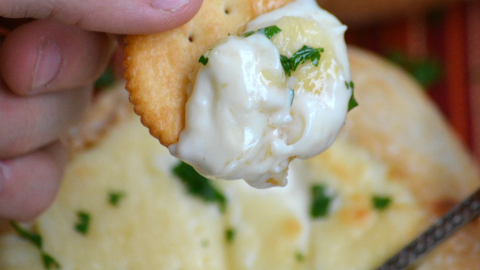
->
<box><xmin>346</xmin><ymin>81</ymin><xmax>358</xmax><ymax>112</ymax></box>
<box><xmin>290</xmin><ymin>45</ymin><xmax>324</xmax><ymax>71</ymax></box>
<box><xmin>173</xmin><ymin>161</ymin><xmax>227</xmax><ymax>213</ymax></box>
<box><xmin>241</xmin><ymin>25</ymin><xmax>282</xmax><ymax>39</ymax></box>
<box><xmin>199</xmin><ymin>55</ymin><xmax>209</xmax><ymax>66</ymax></box>
<box><xmin>280</xmin><ymin>55</ymin><xmax>293</xmax><ymax>76</ymax></box>
<box><xmin>42</xmin><ymin>252</ymin><xmax>60</xmax><ymax>270</ymax></box>
<box><xmin>345</xmin><ymin>80</ymin><xmax>354</xmax><ymax>90</ymax></box>
<box><xmin>310</xmin><ymin>184</ymin><xmax>333</xmax><ymax>219</ymax></box>
<box><xmin>240</xmin><ymin>31</ymin><xmax>255</xmax><ymax>38</ymax></box>
<box><xmin>280</xmin><ymin>46</ymin><xmax>324</xmax><ymax>76</ymax></box>
<box><xmin>108</xmin><ymin>192</ymin><xmax>126</xmax><ymax>206</ymax></box>
<box><xmin>75</xmin><ymin>211</ymin><xmax>90</xmax><ymax>235</ymax></box>
<box><xmin>348</xmin><ymin>93</ymin><xmax>358</xmax><ymax>112</ymax></box>
<box><xmin>10</xmin><ymin>221</ymin><xmax>42</xmax><ymax>248</ymax></box>
<box><xmin>257</xmin><ymin>25</ymin><xmax>282</xmax><ymax>39</ymax></box>
<box><xmin>387</xmin><ymin>51</ymin><xmax>443</xmax><ymax>88</ymax></box>
<box><xmin>373</xmin><ymin>196</ymin><xmax>392</xmax><ymax>211</ymax></box>
<box><xmin>94</xmin><ymin>67</ymin><xmax>115</xmax><ymax>89</ymax></box>
<box><xmin>225</xmin><ymin>228</ymin><xmax>236</xmax><ymax>243</ymax></box>
<box><xmin>295</xmin><ymin>251</ymin><xmax>305</xmax><ymax>262</ymax></box>
<box><xmin>413</xmin><ymin>60</ymin><xmax>443</xmax><ymax>88</ymax></box>
<box><xmin>10</xmin><ymin>222</ymin><xmax>61</xmax><ymax>270</ymax></box>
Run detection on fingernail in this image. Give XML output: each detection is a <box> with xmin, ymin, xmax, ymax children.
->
<box><xmin>31</xmin><ymin>38</ymin><xmax>63</xmax><ymax>92</ymax></box>
<box><xmin>152</xmin><ymin>0</ymin><xmax>190</xmax><ymax>12</ymax></box>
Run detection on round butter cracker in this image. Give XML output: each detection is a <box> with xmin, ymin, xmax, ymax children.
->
<box><xmin>124</xmin><ymin>0</ymin><xmax>295</xmax><ymax>146</ymax></box>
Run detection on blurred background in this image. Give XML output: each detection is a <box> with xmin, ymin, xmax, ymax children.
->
<box><xmin>318</xmin><ymin>0</ymin><xmax>480</xmax><ymax>162</ymax></box>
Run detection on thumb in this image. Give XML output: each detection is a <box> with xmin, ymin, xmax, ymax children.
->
<box><xmin>0</xmin><ymin>0</ymin><xmax>203</xmax><ymax>35</ymax></box>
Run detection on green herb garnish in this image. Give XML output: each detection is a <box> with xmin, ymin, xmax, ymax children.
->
<box><xmin>199</xmin><ymin>55</ymin><xmax>209</xmax><ymax>66</ymax></box>
<box><xmin>10</xmin><ymin>222</ymin><xmax>60</xmax><ymax>270</ymax></box>
<box><xmin>241</xmin><ymin>25</ymin><xmax>282</xmax><ymax>39</ymax></box>
<box><xmin>295</xmin><ymin>251</ymin><xmax>305</xmax><ymax>262</ymax></box>
<box><xmin>257</xmin><ymin>25</ymin><xmax>282</xmax><ymax>39</ymax></box>
<box><xmin>94</xmin><ymin>67</ymin><xmax>116</xmax><ymax>89</ymax></box>
<box><xmin>345</xmin><ymin>81</ymin><xmax>354</xmax><ymax>90</ymax></box>
<box><xmin>372</xmin><ymin>196</ymin><xmax>392</xmax><ymax>211</ymax></box>
<box><xmin>387</xmin><ymin>51</ymin><xmax>443</xmax><ymax>88</ymax></box>
<box><xmin>280</xmin><ymin>46</ymin><xmax>324</xmax><ymax>76</ymax></box>
<box><xmin>240</xmin><ymin>31</ymin><xmax>255</xmax><ymax>37</ymax></box>
<box><xmin>346</xmin><ymin>81</ymin><xmax>358</xmax><ymax>112</ymax></box>
<box><xmin>310</xmin><ymin>184</ymin><xmax>333</xmax><ymax>219</ymax></box>
<box><xmin>10</xmin><ymin>221</ymin><xmax>42</xmax><ymax>248</ymax></box>
<box><xmin>290</xmin><ymin>45</ymin><xmax>324</xmax><ymax>71</ymax></box>
<box><xmin>42</xmin><ymin>252</ymin><xmax>60</xmax><ymax>270</ymax></box>
<box><xmin>108</xmin><ymin>192</ymin><xmax>126</xmax><ymax>206</ymax></box>
<box><xmin>280</xmin><ymin>55</ymin><xmax>293</xmax><ymax>76</ymax></box>
<box><xmin>225</xmin><ymin>228</ymin><xmax>236</xmax><ymax>243</ymax></box>
<box><xmin>413</xmin><ymin>60</ymin><xmax>443</xmax><ymax>88</ymax></box>
<box><xmin>348</xmin><ymin>93</ymin><xmax>358</xmax><ymax>112</ymax></box>
<box><xmin>173</xmin><ymin>161</ymin><xmax>227</xmax><ymax>213</ymax></box>
<box><xmin>75</xmin><ymin>211</ymin><xmax>90</xmax><ymax>235</ymax></box>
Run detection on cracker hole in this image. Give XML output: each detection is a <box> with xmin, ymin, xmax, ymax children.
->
<box><xmin>225</xmin><ymin>8</ymin><xmax>230</xmax><ymax>14</ymax></box>
<box><xmin>188</xmin><ymin>35</ymin><xmax>194</xmax><ymax>42</ymax></box>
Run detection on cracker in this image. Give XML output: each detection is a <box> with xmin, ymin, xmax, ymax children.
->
<box><xmin>124</xmin><ymin>0</ymin><xmax>295</xmax><ymax>146</ymax></box>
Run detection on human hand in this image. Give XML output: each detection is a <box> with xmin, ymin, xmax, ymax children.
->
<box><xmin>0</xmin><ymin>0</ymin><xmax>203</xmax><ymax>221</ymax></box>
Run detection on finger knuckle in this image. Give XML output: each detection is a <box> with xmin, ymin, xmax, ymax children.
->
<box><xmin>0</xmin><ymin>0</ymin><xmax>55</xmax><ymax>19</ymax></box>
<box><xmin>0</xmin><ymin>107</ymin><xmax>36</xmax><ymax>158</ymax></box>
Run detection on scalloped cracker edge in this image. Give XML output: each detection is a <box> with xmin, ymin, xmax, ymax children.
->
<box><xmin>124</xmin><ymin>0</ymin><xmax>295</xmax><ymax>146</ymax></box>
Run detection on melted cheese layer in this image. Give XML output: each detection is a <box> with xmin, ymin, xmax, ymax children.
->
<box><xmin>0</xmin><ymin>115</ymin><xmax>426</xmax><ymax>270</ymax></box>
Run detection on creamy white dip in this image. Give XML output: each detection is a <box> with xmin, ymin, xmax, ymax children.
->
<box><xmin>169</xmin><ymin>0</ymin><xmax>352</xmax><ymax>188</ymax></box>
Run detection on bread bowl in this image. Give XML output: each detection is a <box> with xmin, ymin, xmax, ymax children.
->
<box><xmin>1</xmin><ymin>47</ymin><xmax>478</xmax><ymax>269</ymax></box>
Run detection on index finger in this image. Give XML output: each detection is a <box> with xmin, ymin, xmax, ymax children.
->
<box><xmin>0</xmin><ymin>0</ymin><xmax>203</xmax><ymax>35</ymax></box>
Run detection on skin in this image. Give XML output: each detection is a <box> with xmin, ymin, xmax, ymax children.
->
<box><xmin>0</xmin><ymin>0</ymin><xmax>203</xmax><ymax>221</ymax></box>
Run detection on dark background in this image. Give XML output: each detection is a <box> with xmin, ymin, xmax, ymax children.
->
<box><xmin>323</xmin><ymin>0</ymin><xmax>480</xmax><ymax>162</ymax></box>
